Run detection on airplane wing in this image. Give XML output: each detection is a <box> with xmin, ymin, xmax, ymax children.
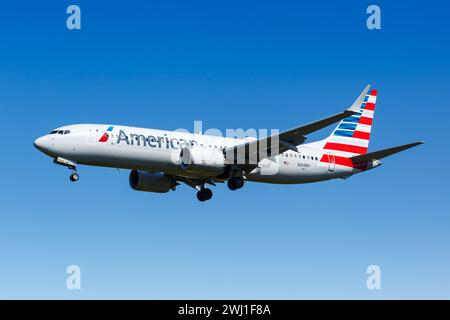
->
<box><xmin>224</xmin><ymin>85</ymin><xmax>372</xmax><ymax>172</ymax></box>
<box><xmin>350</xmin><ymin>141</ymin><xmax>424</xmax><ymax>163</ymax></box>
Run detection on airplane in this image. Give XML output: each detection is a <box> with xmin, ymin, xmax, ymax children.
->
<box><xmin>33</xmin><ymin>85</ymin><xmax>423</xmax><ymax>202</ymax></box>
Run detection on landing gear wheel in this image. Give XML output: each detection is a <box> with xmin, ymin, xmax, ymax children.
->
<box><xmin>70</xmin><ymin>172</ymin><xmax>79</xmax><ymax>182</ymax></box>
<box><xmin>227</xmin><ymin>177</ymin><xmax>244</xmax><ymax>191</ymax></box>
<box><xmin>203</xmin><ymin>188</ymin><xmax>213</xmax><ymax>200</ymax></box>
<box><xmin>197</xmin><ymin>188</ymin><xmax>213</xmax><ymax>202</ymax></box>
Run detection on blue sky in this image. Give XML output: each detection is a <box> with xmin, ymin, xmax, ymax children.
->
<box><xmin>0</xmin><ymin>0</ymin><xmax>449</xmax><ymax>299</ymax></box>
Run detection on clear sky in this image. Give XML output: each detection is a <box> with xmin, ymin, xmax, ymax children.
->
<box><xmin>0</xmin><ymin>0</ymin><xmax>449</xmax><ymax>299</ymax></box>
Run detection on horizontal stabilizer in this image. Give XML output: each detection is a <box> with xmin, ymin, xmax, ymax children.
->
<box><xmin>350</xmin><ymin>141</ymin><xmax>424</xmax><ymax>163</ymax></box>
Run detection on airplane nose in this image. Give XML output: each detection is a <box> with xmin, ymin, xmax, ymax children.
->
<box><xmin>34</xmin><ymin>135</ymin><xmax>59</xmax><ymax>157</ymax></box>
<box><xmin>33</xmin><ymin>136</ymin><xmax>47</xmax><ymax>153</ymax></box>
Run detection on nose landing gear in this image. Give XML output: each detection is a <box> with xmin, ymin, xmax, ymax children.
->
<box><xmin>70</xmin><ymin>171</ymin><xmax>79</xmax><ymax>182</ymax></box>
<box><xmin>53</xmin><ymin>157</ymin><xmax>79</xmax><ymax>183</ymax></box>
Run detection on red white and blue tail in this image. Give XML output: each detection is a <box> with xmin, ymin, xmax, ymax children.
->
<box><xmin>320</xmin><ymin>86</ymin><xmax>377</xmax><ymax>157</ymax></box>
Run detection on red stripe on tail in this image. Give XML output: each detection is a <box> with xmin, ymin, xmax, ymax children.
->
<box><xmin>359</xmin><ymin>117</ymin><xmax>373</xmax><ymax>125</ymax></box>
<box><xmin>364</xmin><ymin>102</ymin><xmax>375</xmax><ymax>111</ymax></box>
<box><xmin>324</xmin><ymin>142</ymin><xmax>368</xmax><ymax>154</ymax></box>
<box><xmin>352</xmin><ymin>130</ymin><xmax>370</xmax><ymax>140</ymax></box>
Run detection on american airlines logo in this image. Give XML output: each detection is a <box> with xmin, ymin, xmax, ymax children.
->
<box><xmin>98</xmin><ymin>126</ymin><xmax>114</xmax><ymax>143</ymax></box>
<box><xmin>115</xmin><ymin>129</ymin><xmax>199</xmax><ymax>150</ymax></box>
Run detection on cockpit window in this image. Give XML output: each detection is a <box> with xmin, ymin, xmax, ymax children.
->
<box><xmin>49</xmin><ymin>129</ymin><xmax>70</xmax><ymax>135</ymax></box>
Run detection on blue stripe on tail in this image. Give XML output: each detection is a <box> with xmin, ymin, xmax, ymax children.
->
<box><xmin>338</xmin><ymin>123</ymin><xmax>357</xmax><ymax>131</ymax></box>
<box><xmin>333</xmin><ymin>130</ymin><xmax>354</xmax><ymax>137</ymax></box>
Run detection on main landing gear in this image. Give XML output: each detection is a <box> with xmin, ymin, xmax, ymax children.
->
<box><xmin>197</xmin><ymin>187</ymin><xmax>213</xmax><ymax>202</ymax></box>
<box><xmin>195</xmin><ymin>177</ymin><xmax>244</xmax><ymax>202</ymax></box>
<box><xmin>227</xmin><ymin>177</ymin><xmax>244</xmax><ymax>191</ymax></box>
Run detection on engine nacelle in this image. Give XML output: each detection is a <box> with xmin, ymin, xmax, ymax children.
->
<box><xmin>180</xmin><ymin>147</ymin><xmax>225</xmax><ymax>176</ymax></box>
<box><xmin>129</xmin><ymin>170</ymin><xmax>177</xmax><ymax>193</ymax></box>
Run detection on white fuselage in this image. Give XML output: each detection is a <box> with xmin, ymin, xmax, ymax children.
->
<box><xmin>34</xmin><ymin>124</ymin><xmax>360</xmax><ymax>184</ymax></box>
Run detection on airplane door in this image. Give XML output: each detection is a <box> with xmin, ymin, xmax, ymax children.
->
<box><xmin>87</xmin><ymin>129</ymin><xmax>99</xmax><ymax>145</ymax></box>
<box><xmin>327</xmin><ymin>152</ymin><xmax>335</xmax><ymax>172</ymax></box>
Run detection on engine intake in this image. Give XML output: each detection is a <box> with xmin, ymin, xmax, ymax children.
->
<box><xmin>129</xmin><ymin>170</ymin><xmax>177</xmax><ymax>193</ymax></box>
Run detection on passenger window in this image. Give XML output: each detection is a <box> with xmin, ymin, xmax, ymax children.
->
<box><xmin>302</xmin><ymin>155</ymin><xmax>305</xmax><ymax>159</ymax></box>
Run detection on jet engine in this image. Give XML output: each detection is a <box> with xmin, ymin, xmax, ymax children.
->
<box><xmin>179</xmin><ymin>147</ymin><xmax>225</xmax><ymax>176</ymax></box>
<box><xmin>129</xmin><ymin>170</ymin><xmax>177</xmax><ymax>193</ymax></box>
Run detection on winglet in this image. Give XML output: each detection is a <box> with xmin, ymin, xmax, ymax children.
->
<box><xmin>347</xmin><ymin>84</ymin><xmax>371</xmax><ymax>113</ymax></box>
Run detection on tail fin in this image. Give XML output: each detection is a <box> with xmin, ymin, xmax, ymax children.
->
<box><xmin>321</xmin><ymin>85</ymin><xmax>377</xmax><ymax>156</ymax></box>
